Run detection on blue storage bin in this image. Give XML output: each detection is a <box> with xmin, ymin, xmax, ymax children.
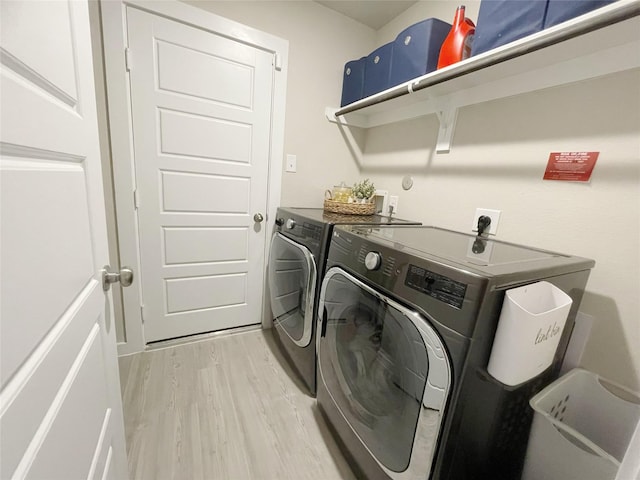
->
<box><xmin>544</xmin><ymin>0</ymin><xmax>616</xmax><ymax>28</ymax></box>
<box><xmin>471</xmin><ymin>0</ymin><xmax>548</xmax><ymax>57</ymax></box>
<box><xmin>363</xmin><ymin>42</ymin><xmax>393</xmax><ymax>98</ymax></box>
<box><xmin>340</xmin><ymin>57</ymin><xmax>366</xmax><ymax>106</ymax></box>
<box><xmin>390</xmin><ymin>18</ymin><xmax>451</xmax><ymax>87</ymax></box>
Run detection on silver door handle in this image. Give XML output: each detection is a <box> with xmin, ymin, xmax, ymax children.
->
<box><xmin>253</xmin><ymin>213</ymin><xmax>264</xmax><ymax>223</ymax></box>
<box><xmin>102</xmin><ymin>265</ymin><xmax>134</xmax><ymax>291</ymax></box>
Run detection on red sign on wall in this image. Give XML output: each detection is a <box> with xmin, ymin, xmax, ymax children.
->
<box><xmin>543</xmin><ymin>152</ymin><xmax>599</xmax><ymax>182</ymax></box>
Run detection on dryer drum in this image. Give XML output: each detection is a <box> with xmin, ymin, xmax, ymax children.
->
<box><xmin>334</xmin><ymin>303</ymin><xmax>404</xmax><ymax>423</ymax></box>
<box><xmin>319</xmin><ymin>268</ymin><xmax>447</xmax><ymax>474</ymax></box>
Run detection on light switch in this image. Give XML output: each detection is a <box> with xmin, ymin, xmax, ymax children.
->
<box><xmin>286</xmin><ymin>154</ymin><xmax>297</xmax><ymax>173</ymax></box>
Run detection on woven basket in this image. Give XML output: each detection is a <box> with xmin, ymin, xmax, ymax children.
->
<box><xmin>323</xmin><ymin>199</ymin><xmax>375</xmax><ymax>215</ymax></box>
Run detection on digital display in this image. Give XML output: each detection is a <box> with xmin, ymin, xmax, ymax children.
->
<box><xmin>405</xmin><ymin>264</ymin><xmax>467</xmax><ymax>309</ymax></box>
<box><xmin>302</xmin><ymin>222</ymin><xmax>322</xmax><ymax>240</ymax></box>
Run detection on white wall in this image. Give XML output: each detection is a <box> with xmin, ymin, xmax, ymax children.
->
<box><xmin>184</xmin><ymin>0</ymin><xmax>373</xmax><ymax>207</ymax></box>
<box><xmin>178</xmin><ymin>1</ymin><xmax>640</xmax><ymax>392</ymax></box>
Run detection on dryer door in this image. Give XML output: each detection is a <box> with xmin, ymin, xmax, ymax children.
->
<box><xmin>268</xmin><ymin>233</ymin><xmax>317</xmax><ymax>347</ymax></box>
<box><xmin>318</xmin><ymin>267</ymin><xmax>451</xmax><ymax>478</ymax></box>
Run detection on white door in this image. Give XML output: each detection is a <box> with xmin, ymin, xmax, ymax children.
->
<box><xmin>0</xmin><ymin>2</ymin><xmax>128</xmax><ymax>479</ymax></box>
<box><xmin>126</xmin><ymin>8</ymin><xmax>274</xmax><ymax>343</ymax></box>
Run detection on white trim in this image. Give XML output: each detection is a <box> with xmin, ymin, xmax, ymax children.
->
<box><xmin>13</xmin><ymin>324</ymin><xmax>101</xmax><ymax>478</ymax></box>
<box><xmin>86</xmin><ymin>408</ymin><xmax>112</xmax><ymax>480</ymax></box>
<box><xmin>124</xmin><ymin>47</ymin><xmax>132</xmax><ymax>71</ymax></box>
<box><xmin>0</xmin><ymin>280</ymin><xmax>99</xmax><ymax>417</ymax></box>
<box><xmin>100</xmin><ymin>0</ymin><xmax>288</xmax><ymax>354</ymax></box>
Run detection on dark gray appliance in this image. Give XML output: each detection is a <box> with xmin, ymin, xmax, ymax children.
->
<box><xmin>267</xmin><ymin>208</ymin><xmax>421</xmax><ymax>396</ymax></box>
<box><xmin>316</xmin><ymin>225</ymin><xmax>594</xmax><ymax>479</ymax></box>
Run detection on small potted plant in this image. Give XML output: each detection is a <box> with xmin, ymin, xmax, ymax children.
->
<box><xmin>351</xmin><ymin>179</ymin><xmax>376</xmax><ymax>203</ymax></box>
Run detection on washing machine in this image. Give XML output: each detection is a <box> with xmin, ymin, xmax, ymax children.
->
<box><xmin>267</xmin><ymin>208</ymin><xmax>421</xmax><ymax>396</ymax></box>
<box><xmin>316</xmin><ymin>225</ymin><xmax>594</xmax><ymax>479</ymax></box>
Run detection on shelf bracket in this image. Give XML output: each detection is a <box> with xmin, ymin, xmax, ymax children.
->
<box><xmin>325</xmin><ymin>107</ymin><xmax>340</xmax><ymax>124</ymax></box>
<box><xmin>325</xmin><ymin>107</ymin><xmax>369</xmax><ymax>128</ymax></box>
<box><xmin>435</xmin><ymin>107</ymin><xmax>458</xmax><ymax>154</ymax></box>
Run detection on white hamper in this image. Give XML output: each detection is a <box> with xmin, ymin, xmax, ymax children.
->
<box><xmin>523</xmin><ymin>368</ymin><xmax>640</xmax><ymax>480</ymax></box>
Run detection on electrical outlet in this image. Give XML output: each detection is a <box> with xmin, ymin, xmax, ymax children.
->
<box><xmin>389</xmin><ymin>195</ymin><xmax>399</xmax><ymax>215</ymax></box>
<box><xmin>373</xmin><ymin>189</ymin><xmax>389</xmax><ymax>215</ymax></box>
<box><xmin>472</xmin><ymin>208</ymin><xmax>501</xmax><ymax>235</ymax></box>
<box><xmin>285</xmin><ymin>154</ymin><xmax>296</xmax><ymax>173</ymax></box>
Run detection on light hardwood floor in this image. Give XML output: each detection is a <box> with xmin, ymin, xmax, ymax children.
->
<box><xmin>118</xmin><ymin>328</ymin><xmax>356</xmax><ymax>480</ymax></box>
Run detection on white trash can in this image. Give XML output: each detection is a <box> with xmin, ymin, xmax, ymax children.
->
<box><xmin>522</xmin><ymin>368</ymin><xmax>640</xmax><ymax>480</ymax></box>
<box><xmin>488</xmin><ymin>281</ymin><xmax>573</xmax><ymax>386</ymax></box>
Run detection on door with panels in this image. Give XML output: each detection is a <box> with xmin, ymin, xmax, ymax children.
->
<box><xmin>126</xmin><ymin>8</ymin><xmax>274</xmax><ymax>343</ymax></box>
<box><xmin>0</xmin><ymin>1</ymin><xmax>128</xmax><ymax>478</ymax></box>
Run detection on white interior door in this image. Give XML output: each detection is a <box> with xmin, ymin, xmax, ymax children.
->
<box><xmin>0</xmin><ymin>1</ymin><xmax>128</xmax><ymax>479</ymax></box>
<box><xmin>127</xmin><ymin>7</ymin><xmax>274</xmax><ymax>343</ymax></box>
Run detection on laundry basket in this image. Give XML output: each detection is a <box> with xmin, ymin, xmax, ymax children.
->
<box><xmin>522</xmin><ymin>368</ymin><xmax>640</xmax><ymax>480</ymax></box>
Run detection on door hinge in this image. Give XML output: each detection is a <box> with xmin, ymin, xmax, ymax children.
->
<box><xmin>273</xmin><ymin>52</ymin><xmax>282</xmax><ymax>71</ymax></box>
<box><xmin>133</xmin><ymin>189</ymin><xmax>140</xmax><ymax>209</ymax></box>
<box><xmin>125</xmin><ymin>47</ymin><xmax>133</xmax><ymax>72</ymax></box>
<box><xmin>140</xmin><ymin>305</ymin><xmax>145</xmax><ymax>323</ymax></box>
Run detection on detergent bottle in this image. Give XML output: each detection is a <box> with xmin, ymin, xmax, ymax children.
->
<box><xmin>437</xmin><ymin>5</ymin><xmax>475</xmax><ymax>69</ymax></box>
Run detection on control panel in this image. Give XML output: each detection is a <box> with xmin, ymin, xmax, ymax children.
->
<box><xmin>275</xmin><ymin>213</ymin><xmax>323</xmax><ymax>258</ymax></box>
<box><xmin>405</xmin><ymin>264</ymin><xmax>467</xmax><ymax>309</ymax></box>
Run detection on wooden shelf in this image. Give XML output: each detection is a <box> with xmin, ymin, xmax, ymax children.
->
<box><xmin>326</xmin><ymin>0</ymin><xmax>640</xmax><ymax>153</ymax></box>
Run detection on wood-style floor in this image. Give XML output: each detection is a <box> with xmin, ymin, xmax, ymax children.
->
<box><xmin>118</xmin><ymin>328</ymin><xmax>356</xmax><ymax>480</ymax></box>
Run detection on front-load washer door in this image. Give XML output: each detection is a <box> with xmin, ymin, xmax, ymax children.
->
<box><xmin>317</xmin><ymin>267</ymin><xmax>451</xmax><ymax>478</ymax></box>
<box><xmin>268</xmin><ymin>233</ymin><xmax>317</xmax><ymax>347</ymax></box>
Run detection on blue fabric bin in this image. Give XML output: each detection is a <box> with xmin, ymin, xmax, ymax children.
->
<box><xmin>544</xmin><ymin>0</ymin><xmax>616</xmax><ymax>28</ymax></box>
<box><xmin>471</xmin><ymin>0</ymin><xmax>548</xmax><ymax>57</ymax></box>
<box><xmin>340</xmin><ymin>57</ymin><xmax>366</xmax><ymax>106</ymax></box>
<box><xmin>389</xmin><ymin>18</ymin><xmax>451</xmax><ymax>87</ymax></box>
<box><xmin>363</xmin><ymin>42</ymin><xmax>394</xmax><ymax>98</ymax></box>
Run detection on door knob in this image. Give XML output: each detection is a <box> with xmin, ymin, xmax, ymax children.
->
<box><xmin>102</xmin><ymin>265</ymin><xmax>134</xmax><ymax>292</ymax></box>
<box><xmin>253</xmin><ymin>213</ymin><xmax>264</xmax><ymax>223</ymax></box>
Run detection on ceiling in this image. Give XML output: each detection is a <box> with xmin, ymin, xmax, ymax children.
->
<box><xmin>315</xmin><ymin>1</ymin><xmax>419</xmax><ymax>29</ymax></box>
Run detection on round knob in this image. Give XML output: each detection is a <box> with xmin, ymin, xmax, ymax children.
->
<box><xmin>275</xmin><ymin>217</ymin><xmax>284</xmax><ymax>226</ymax></box>
<box><xmin>286</xmin><ymin>218</ymin><xmax>296</xmax><ymax>229</ymax></box>
<box><xmin>364</xmin><ymin>252</ymin><xmax>382</xmax><ymax>271</ymax></box>
<box><xmin>253</xmin><ymin>213</ymin><xmax>264</xmax><ymax>223</ymax></box>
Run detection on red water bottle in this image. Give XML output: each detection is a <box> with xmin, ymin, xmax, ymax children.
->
<box><xmin>437</xmin><ymin>5</ymin><xmax>475</xmax><ymax>69</ymax></box>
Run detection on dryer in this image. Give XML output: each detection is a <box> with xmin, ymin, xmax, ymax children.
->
<box><xmin>316</xmin><ymin>225</ymin><xmax>594</xmax><ymax>479</ymax></box>
<box><xmin>267</xmin><ymin>208</ymin><xmax>420</xmax><ymax>395</ymax></box>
